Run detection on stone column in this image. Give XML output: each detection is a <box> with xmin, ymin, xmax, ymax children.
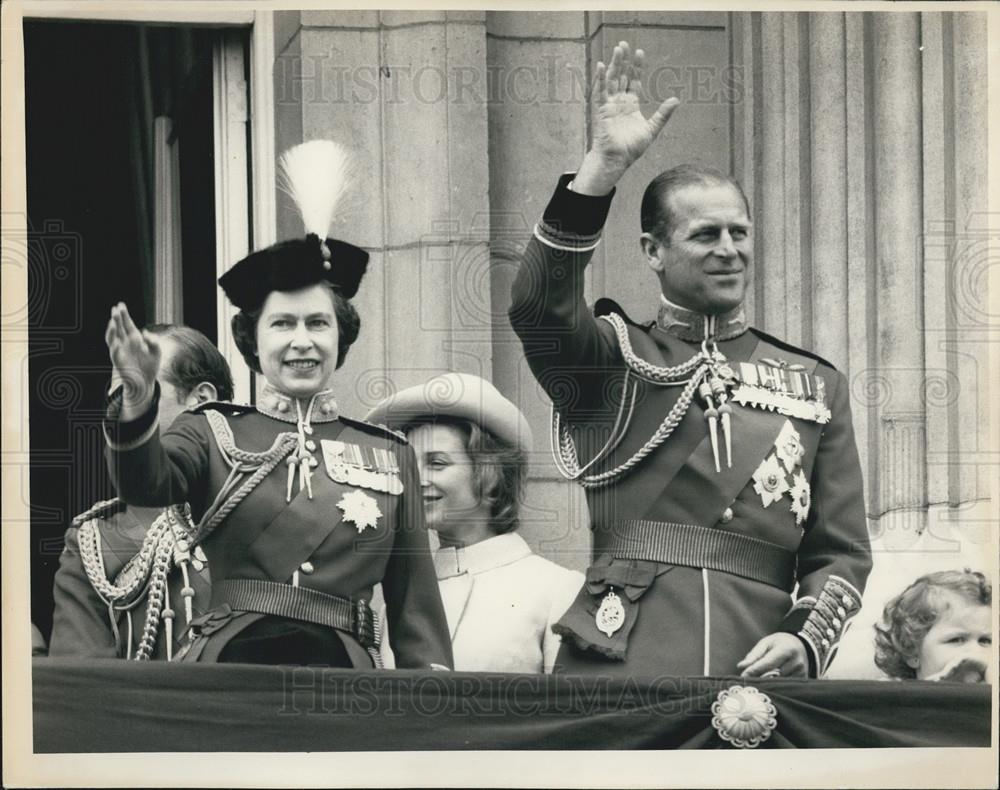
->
<box><xmin>272</xmin><ymin>10</ymin><xmax>490</xmax><ymax>417</ymax></box>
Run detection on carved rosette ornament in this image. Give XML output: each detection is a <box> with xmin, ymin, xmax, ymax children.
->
<box><xmin>711</xmin><ymin>685</ymin><xmax>778</xmax><ymax>748</ymax></box>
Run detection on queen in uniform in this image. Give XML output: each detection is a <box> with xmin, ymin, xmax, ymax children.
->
<box><xmin>103</xmin><ymin>141</ymin><xmax>453</xmax><ymax>669</ymax></box>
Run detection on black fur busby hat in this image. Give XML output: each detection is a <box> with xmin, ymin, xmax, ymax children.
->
<box><xmin>218</xmin><ymin>140</ymin><xmax>369</xmax><ymax>312</ymax></box>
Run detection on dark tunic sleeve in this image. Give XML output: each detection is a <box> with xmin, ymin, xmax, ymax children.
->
<box><xmin>103</xmin><ymin>384</ymin><xmax>212</xmax><ymax>516</ymax></box>
<box><xmin>509</xmin><ymin>174</ymin><xmax>621</xmax><ymax>417</ymax></box>
<box><xmin>380</xmin><ymin>442</ymin><xmax>454</xmax><ymax>669</ymax></box>
<box><xmin>777</xmin><ymin>368</ymin><xmax>872</xmax><ymax>674</ymax></box>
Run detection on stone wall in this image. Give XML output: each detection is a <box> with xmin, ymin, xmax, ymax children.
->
<box><xmin>268</xmin><ymin>11</ymin><xmax>994</xmax><ymax>653</ymax></box>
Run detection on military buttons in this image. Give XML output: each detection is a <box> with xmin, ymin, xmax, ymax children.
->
<box><xmin>304</xmin><ymin>425</ymin><xmax>315</xmax><ymax>435</ymax></box>
<box><xmin>306</xmin><ymin>440</ymin><xmax>317</xmax><ymax>451</ymax></box>
<box><xmin>309</xmin><ymin>457</ymin><xmax>319</xmax><ymax>468</ymax></box>
<box><xmin>821</xmin><ymin>638</ymin><xmax>830</xmax><ymax>648</ymax></box>
<box><xmin>277</xmin><ymin>400</ymin><xmax>289</xmax><ymax>413</ymax></box>
<box><xmin>826</xmin><ymin>628</ymin><xmax>836</xmax><ymax>639</ymax></box>
<box><xmin>832</xmin><ymin>617</ymin><xmax>842</xmax><ymax>630</ymax></box>
<box><xmin>837</xmin><ymin>606</ymin><xmax>847</xmax><ymax>618</ymax></box>
<box><xmin>321</xmin><ymin>402</ymin><xmax>335</xmax><ymax>415</ymax></box>
<box><xmin>720</xmin><ymin>507</ymin><xmax>734</xmax><ymax>524</ymax></box>
<box><xmin>300</xmin><ymin>561</ymin><xmax>315</xmax><ymax>575</ymax></box>
<box><xmin>842</xmin><ymin>594</ymin><xmax>853</xmax><ymax>608</ymax></box>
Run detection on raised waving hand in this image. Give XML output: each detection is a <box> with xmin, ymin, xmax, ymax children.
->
<box><xmin>573</xmin><ymin>41</ymin><xmax>681</xmax><ymax>196</ymax></box>
<box><xmin>105</xmin><ymin>302</ymin><xmax>161</xmax><ymax>419</ymax></box>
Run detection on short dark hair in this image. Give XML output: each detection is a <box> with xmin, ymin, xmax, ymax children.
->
<box><xmin>403</xmin><ymin>416</ymin><xmax>526</xmax><ymax>535</ymax></box>
<box><xmin>640</xmin><ymin>164</ymin><xmax>750</xmax><ymax>242</ymax></box>
<box><xmin>146</xmin><ymin>324</ymin><xmax>234</xmax><ymax>402</ymax></box>
<box><xmin>873</xmin><ymin>569</ymin><xmax>992</xmax><ymax>679</ymax></box>
<box><xmin>230</xmin><ymin>284</ymin><xmax>360</xmax><ymax>375</ymax></box>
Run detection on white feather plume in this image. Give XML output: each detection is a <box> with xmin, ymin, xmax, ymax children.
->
<box><xmin>278</xmin><ymin>140</ymin><xmax>353</xmax><ymax>239</ymax></box>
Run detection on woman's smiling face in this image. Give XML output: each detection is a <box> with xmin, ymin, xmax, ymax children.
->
<box><xmin>255</xmin><ymin>284</ymin><xmax>339</xmax><ymax>399</ymax></box>
<box><xmin>408</xmin><ymin>422</ymin><xmax>492</xmax><ymax>544</ymax></box>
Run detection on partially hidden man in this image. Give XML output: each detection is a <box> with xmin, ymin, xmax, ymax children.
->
<box><xmin>49</xmin><ymin>325</ymin><xmax>231</xmax><ymax>660</ymax></box>
<box><xmin>509</xmin><ymin>42</ymin><xmax>872</xmax><ymax>678</ymax></box>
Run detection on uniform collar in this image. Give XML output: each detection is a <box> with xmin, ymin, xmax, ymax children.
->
<box><xmin>656</xmin><ymin>294</ymin><xmax>748</xmax><ymax>342</ymax></box>
<box><xmin>256</xmin><ymin>381</ymin><xmax>340</xmax><ymax>424</ymax></box>
<box><xmin>433</xmin><ymin>532</ymin><xmax>532</xmax><ymax>579</ymax></box>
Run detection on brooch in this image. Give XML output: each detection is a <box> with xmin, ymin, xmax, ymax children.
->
<box><xmin>711</xmin><ymin>685</ymin><xmax>778</xmax><ymax>748</ymax></box>
<box><xmin>595</xmin><ymin>589</ymin><xmax>625</xmax><ymax>637</ymax></box>
<box><xmin>337</xmin><ymin>490</ymin><xmax>382</xmax><ymax>533</ymax></box>
<box><xmin>788</xmin><ymin>470</ymin><xmax>811</xmax><ymax>527</ymax></box>
<box><xmin>751</xmin><ymin>455</ymin><xmax>789</xmax><ymax>508</ymax></box>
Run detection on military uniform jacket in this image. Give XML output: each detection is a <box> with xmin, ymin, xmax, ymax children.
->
<box><xmin>508</xmin><ymin>175</ymin><xmax>872</xmax><ymax>677</ymax></box>
<box><xmin>104</xmin><ymin>383</ymin><xmax>453</xmax><ymax>669</ymax></box>
<box><xmin>49</xmin><ymin>500</ymin><xmax>211</xmax><ymax>660</ymax></box>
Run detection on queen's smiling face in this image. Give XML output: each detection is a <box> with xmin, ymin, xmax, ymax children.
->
<box><xmin>255</xmin><ymin>284</ymin><xmax>340</xmax><ymax>399</ymax></box>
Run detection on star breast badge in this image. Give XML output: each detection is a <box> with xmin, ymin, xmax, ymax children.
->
<box><xmin>752</xmin><ymin>454</ymin><xmax>789</xmax><ymax>508</ymax></box>
<box><xmin>788</xmin><ymin>470</ymin><xmax>811</xmax><ymax>527</ymax></box>
<box><xmin>337</xmin><ymin>490</ymin><xmax>382</xmax><ymax>533</ymax></box>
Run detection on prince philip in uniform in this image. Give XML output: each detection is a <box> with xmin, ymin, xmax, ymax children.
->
<box><xmin>510</xmin><ymin>42</ymin><xmax>872</xmax><ymax>678</ymax></box>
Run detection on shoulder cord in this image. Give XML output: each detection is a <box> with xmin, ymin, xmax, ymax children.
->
<box><xmin>132</xmin><ymin>525</ymin><xmax>176</xmax><ymax>660</ymax></box>
<box><xmin>135</xmin><ymin>411</ymin><xmax>297</xmax><ymax>659</ymax></box>
<box><xmin>549</xmin><ymin>313</ymin><xmax>713</xmax><ymax>489</ymax></box>
<box><xmin>77</xmin><ymin>506</ymin><xmax>185</xmax><ymax>659</ymax></box>
<box><xmin>192</xmin><ymin>409</ymin><xmax>299</xmax><ymax>547</ymax></box>
<box><xmin>71</xmin><ymin>497</ymin><xmax>122</xmax><ymax>528</ymax></box>
<box><xmin>79</xmin><ymin>410</ymin><xmax>296</xmax><ymax>659</ymax></box>
<box><xmin>601</xmin><ymin>313</ymin><xmax>708</xmax><ymax>383</ymax></box>
<box><xmin>78</xmin><ymin>512</ymin><xmax>172</xmax><ymax>606</ymax></box>
<box><xmin>551</xmin><ymin>367</ymin><xmax>637</xmax><ymax>481</ymax></box>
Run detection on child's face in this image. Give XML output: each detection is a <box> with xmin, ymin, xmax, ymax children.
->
<box><xmin>910</xmin><ymin>592</ymin><xmax>992</xmax><ymax>681</ymax></box>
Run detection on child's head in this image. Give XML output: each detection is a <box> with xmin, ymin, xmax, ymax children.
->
<box><xmin>874</xmin><ymin>569</ymin><xmax>992</xmax><ymax>680</ymax></box>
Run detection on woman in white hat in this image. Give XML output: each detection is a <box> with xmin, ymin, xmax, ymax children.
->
<box><xmin>102</xmin><ymin>142</ymin><xmax>452</xmax><ymax>669</ymax></box>
<box><xmin>367</xmin><ymin>373</ymin><xmax>584</xmax><ymax>673</ymax></box>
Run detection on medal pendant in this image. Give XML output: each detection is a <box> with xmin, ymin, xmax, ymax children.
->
<box><xmin>322</xmin><ymin>441</ymin><xmax>351</xmax><ymax>483</ymax></box>
<box><xmin>346</xmin><ymin>466</ymin><xmax>365</xmax><ymax>487</ymax></box>
<box><xmin>596</xmin><ymin>590</ymin><xmax>626</xmax><ymax>638</ymax></box>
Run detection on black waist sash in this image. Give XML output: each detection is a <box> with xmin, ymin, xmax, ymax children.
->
<box><xmin>605</xmin><ymin>520</ymin><xmax>796</xmax><ymax>591</ymax></box>
<box><xmin>213</xmin><ymin>579</ymin><xmax>380</xmax><ymax>648</ymax></box>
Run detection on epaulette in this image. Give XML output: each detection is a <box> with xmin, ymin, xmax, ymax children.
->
<box><xmin>71</xmin><ymin>497</ymin><xmax>125</xmax><ymax>527</ymax></box>
<box><xmin>187</xmin><ymin>400</ymin><xmax>256</xmax><ymax>416</ymax></box>
<box><xmin>340</xmin><ymin>415</ymin><xmax>410</xmax><ymax>444</ymax></box>
<box><xmin>594</xmin><ymin>297</ymin><xmax>655</xmax><ymax>331</ymax></box>
<box><xmin>748</xmin><ymin>327</ymin><xmax>838</xmax><ymax>371</ymax></box>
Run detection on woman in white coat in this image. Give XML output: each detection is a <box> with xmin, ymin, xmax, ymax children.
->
<box><xmin>368</xmin><ymin>373</ymin><xmax>584</xmax><ymax>673</ymax></box>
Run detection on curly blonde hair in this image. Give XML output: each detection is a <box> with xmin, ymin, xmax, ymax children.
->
<box><xmin>873</xmin><ymin>569</ymin><xmax>991</xmax><ymax>679</ymax></box>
